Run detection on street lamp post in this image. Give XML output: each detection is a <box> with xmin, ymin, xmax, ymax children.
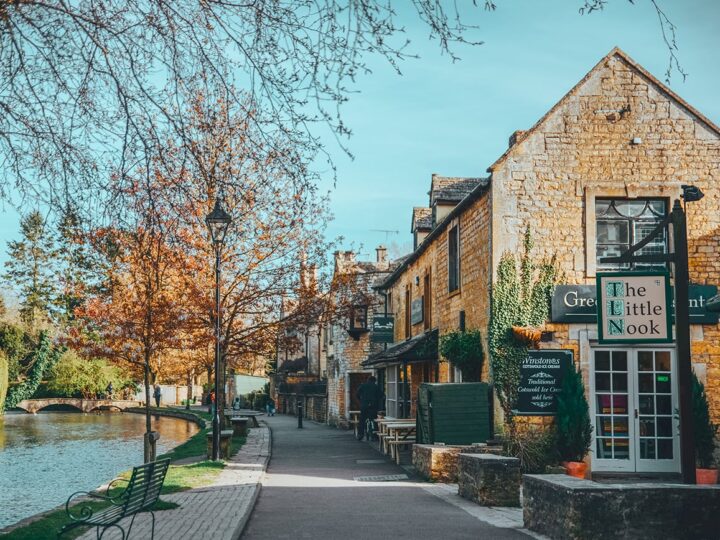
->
<box><xmin>206</xmin><ymin>197</ymin><xmax>232</xmax><ymax>461</ymax></box>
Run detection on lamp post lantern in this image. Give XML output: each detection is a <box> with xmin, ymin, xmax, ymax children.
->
<box><xmin>206</xmin><ymin>197</ymin><xmax>232</xmax><ymax>461</ymax></box>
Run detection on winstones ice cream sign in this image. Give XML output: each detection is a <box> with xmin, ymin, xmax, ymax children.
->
<box><xmin>515</xmin><ymin>350</ymin><xmax>573</xmax><ymax>416</ymax></box>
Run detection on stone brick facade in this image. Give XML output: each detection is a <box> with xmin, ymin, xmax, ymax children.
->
<box><xmin>326</xmin><ymin>249</ymin><xmax>393</xmax><ymax>427</ymax></box>
<box><xmin>369</xmin><ymin>47</ymin><xmax>720</xmax><ymax>474</ymax></box>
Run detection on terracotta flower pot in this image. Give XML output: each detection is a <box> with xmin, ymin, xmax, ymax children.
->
<box><xmin>562</xmin><ymin>461</ymin><xmax>588</xmax><ymax>479</ymax></box>
<box><xmin>696</xmin><ymin>468</ymin><xmax>718</xmax><ymax>485</ymax></box>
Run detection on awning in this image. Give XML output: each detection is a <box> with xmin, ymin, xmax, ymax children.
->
<box><xmin>362</xmin><ymin>329</ymin><xmax>438</xmax><ymax>367</ymax></box>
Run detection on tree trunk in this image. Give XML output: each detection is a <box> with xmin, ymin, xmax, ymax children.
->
<box><xmin>186</xmin><ymin>370</ymin><xmax>193</xmax><ymax>410</ymax></box>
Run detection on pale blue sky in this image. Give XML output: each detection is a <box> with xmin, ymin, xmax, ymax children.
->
<box><xmin>318</xmin><ymin>0</ymin><xmax>720</xmax><ymax>259</ymax></box>
<box><xmin>0</xmin><ymin>1</ymin><xmax>718</xmax><ymax>267</ymax></box>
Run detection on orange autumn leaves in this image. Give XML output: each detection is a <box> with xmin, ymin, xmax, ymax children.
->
<box><xmin>71</xmin><ymin>93</ymin><xmax>333</xmax><ymax>383</ymax></box>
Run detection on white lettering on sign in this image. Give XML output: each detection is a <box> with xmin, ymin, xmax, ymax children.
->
<box><xmin>597</xmin><ymin>273</ymin><xmax>671</xmax><ymax>344</ymax></box>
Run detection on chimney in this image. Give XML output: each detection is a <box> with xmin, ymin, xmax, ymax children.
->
<box><xmin>334</xmin><ymin>250</ymin><xmax>356</xmax><ymax>272</ymax></box>
<box><xmin>508</xmin><ymin>130</ymin><xmax>527</xmax><ymax>148</ymax></box>
<box><xmin>376</xmin><ymin>245</ymin><xmax>388</xmax><ymax>269</ymax></box>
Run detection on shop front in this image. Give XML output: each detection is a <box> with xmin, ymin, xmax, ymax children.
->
<box><xmin>552</xmin><ymin>283</ymin><xmax>718</xmax><ymax>475</ymax></box>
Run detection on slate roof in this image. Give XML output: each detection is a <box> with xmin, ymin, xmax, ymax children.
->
<box><xmin>362</xmin><ymin>329</ymin><xmax>439</xmax><ymax>367</ymax></box>
<box><xmin>411</xmin><ymin>207</ymin><xmax>432</xmax><ymax>232</ymax></box>
<box><xmin>429</xmin><ymin>176</ymin><xmax>487</xmax><ymax>205</ymax></box>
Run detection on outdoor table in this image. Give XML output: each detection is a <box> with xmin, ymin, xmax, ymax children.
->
<box><xmin>225</xmin><ymin>409</ymin><xmax>263</xmax><ymax>427</ymax></box>
<box><xmin>349</xmin><ymin>410</ymin><xmax>360</xmax><ymax>437</ymax></box>
<box><xmin>375</xmin><ymin>418</ymin><xmax>413</xmax><ymax>454</ymax></box>
<box><xmin>386</xmin><ymin>422</ymin><xmax>416</xmax><ymax>464</ymax></box>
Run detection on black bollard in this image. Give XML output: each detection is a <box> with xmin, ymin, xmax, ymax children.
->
<box><xmin>297</xmin><ymin>401</ymin><xmax>303</xmax><ymax>429</ymax></box>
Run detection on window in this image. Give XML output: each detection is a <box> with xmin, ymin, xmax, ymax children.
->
<box><xmin>596</xmin><ymin>199</ymin><xmax>667</xmax><ymax>270</ymax></box>
<box><xmin>448</xmin><ymin>224</ymin><xmax>460</xmax><ymax>292</ymax></box>
<box><xmin>423</xmin><ymin>273</ymin><xmax>432</xmax><ymax>330</ymax></box>
<box><xmin>350</xmin><ymin>306</ymin><xmax>368</xmax><ymax>331</ymax></box>
<box><xmin>405</xmin><ymin>287</ymin><xmax>411</xmax><ymax>339</ymax></box>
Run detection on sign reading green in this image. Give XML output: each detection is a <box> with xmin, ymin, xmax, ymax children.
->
<box><xmin>371</xmin><ymin>316</ymin><xmax>395</xmax><ymax>343</ymax></box>
<box><xmin>515</xmin><ymin>350</ymin><xmax>573</xmax><ymax>416</ymax></box>
<box><xmin>597</xmin><ymin>272</ymin><xmax>672</xmax><ymax>344</ymax></box>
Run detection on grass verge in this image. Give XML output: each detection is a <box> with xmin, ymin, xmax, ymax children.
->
<box><xmin>3</xmin><ymin>410</ymin><xmax>247</xmax><ymax>540</ymax></box>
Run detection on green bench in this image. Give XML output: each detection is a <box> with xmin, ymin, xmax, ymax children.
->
<box><xmin>58</xmin><ymin>458</ymin><xmax>170</xmax><ymax>539</ymax></box>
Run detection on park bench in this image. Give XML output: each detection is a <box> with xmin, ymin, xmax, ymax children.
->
<box><xmin>58</xmin><ymin>458</ymin><xmax>171</xmax><ymax>539</ymax></box>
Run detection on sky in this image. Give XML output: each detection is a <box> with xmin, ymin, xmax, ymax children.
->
<box><xmin>0</xmin><ymin>1</ymin><xmax>718</xmax><ymax>268</ymax></box>
<box><xmin>314</xmin><ymin>0</ymin><xmax>720</xmax><ymax>260</ymax></box>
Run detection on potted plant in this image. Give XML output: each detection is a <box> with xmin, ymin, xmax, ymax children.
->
<box><xmin>555</xmin><ymin>363</ymin><xmax>593</xmax><ymax>478</ymax></box>
<box><xmin>693</xmin><ymin>373</ymin><xmax>718</xmax><ymax>484</ymax></box>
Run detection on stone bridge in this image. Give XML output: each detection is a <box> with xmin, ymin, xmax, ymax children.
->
<box><xmin>14</xmin><ymin>398</ymin><xmax>142</xmax><ymax>414</ymax></box>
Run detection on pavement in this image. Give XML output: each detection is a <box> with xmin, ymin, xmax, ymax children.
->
<box><xmin>242</xmin><ymin>414</ymin><xmax>534</xmax><ymax>540</ymax></box>
<box><xmin>76</xmin><ymin>423</ymin><xmax>270</xmax><ymax>540</ymax></box>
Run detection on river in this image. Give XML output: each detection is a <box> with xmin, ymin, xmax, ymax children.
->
<box><xmin>0</xmin><ymin>410</ymin><xmax>200</xmax><ymax>529</ymax></box>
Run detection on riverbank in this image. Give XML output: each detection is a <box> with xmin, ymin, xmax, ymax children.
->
<box><xmin>1</xmin><ymin>407</ymin><xmax>245</xmax><ymax>539</ymax></box>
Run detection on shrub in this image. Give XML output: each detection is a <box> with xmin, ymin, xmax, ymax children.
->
<box><xmin>439</xmin><ymin>329</ymin><xmax>484</xmax><ymax>381</ymax></box>
<box><xmin>693</xmin><ymin>373</ymin><xmax>718</xmax><ymax>469</ymax></box>
<box><xmin>555</xmin><ymin>364</ymin><xmax>593</xmax><ymax>462</ymax></box>
<box><xmin>505</xmin><ymin>427</ymin><xmax>559</xmax><ymax>473</ymax></box>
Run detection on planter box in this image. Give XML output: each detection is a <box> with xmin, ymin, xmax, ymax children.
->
<box><xmin>523</xmin><ymin>474</ymin><xmax>720</xmax><ymax>540</ymax></box>
<box><xmin>457</xmin><ymin>453</ymin><xmax>521</xmax><ymax>507</ymax></box>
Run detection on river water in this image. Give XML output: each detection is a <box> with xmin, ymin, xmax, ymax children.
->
<box><xmin>0</xmin><ymin>410</ymin><xmax>200</xmax><ymax>529</ymax></box>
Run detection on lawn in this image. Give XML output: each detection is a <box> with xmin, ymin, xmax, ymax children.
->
<box><xmin>3</xmin><ymin>409</ymin><xmax>247</xmax><ymax>540</ymax></box>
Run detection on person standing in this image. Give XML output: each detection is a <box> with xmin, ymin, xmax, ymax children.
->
<box><xmin>266</xmin><ymin>397</ymin><xmax>276</xmax><ymax>416</ymax></box>
<box><xmin>356</xmin><ymin>376</ymin><xmax>382</xmax><ymax>440</ymax></box>
<box><xmin>153</xmin><ymin>384</ymin><xmax>162</xmax><ymax>408</ymax></box>
<box><xmin>105</xmin><ymin>382</ymin><xmax>113</xmax><ymax>399</ymax></box>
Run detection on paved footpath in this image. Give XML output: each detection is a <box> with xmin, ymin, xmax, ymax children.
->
<box><xmin>242</xmin><ymin>415</ymin><xmax>532</xmax><ymax>540</ymax></box>
<box><xmin>77</xmin><ymin>424</ymin><xmax>270</xmax><ymax>540</ymax></box>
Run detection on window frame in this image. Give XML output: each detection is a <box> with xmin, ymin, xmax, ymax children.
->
<box><xmin>448</xmin><ymin>222</ymin><xmax>460</xmax><ymax>293</ymax></box>
<box><xmin>595</xmin><ymin>197</ymin><xmax>668</xmax><ymax>272</ymax></box>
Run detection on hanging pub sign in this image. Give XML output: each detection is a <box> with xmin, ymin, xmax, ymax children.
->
<box><xmin>551</xmin><ymin>284</ymin><xmax>719</xmax><ymax>324</ymax></box>
<box><xmin>371</xmin><ymin>316</ymin><xmax>395</xmax><ymax>343</ymax></box>
<box><xmin>515</xmin><ymin>349</ymin><xmax>573</xmax><ymax>416</ymax></box>
<box><xmin>597</xmin><ymin>272</ymin><xmax>672</xmax><ymax>344</ymax></box>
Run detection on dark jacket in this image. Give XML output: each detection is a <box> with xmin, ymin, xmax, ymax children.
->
<box><xmin>357</xmin><ymin>381</ymin><xmax>382</xmax><ymax>409</ymax></box>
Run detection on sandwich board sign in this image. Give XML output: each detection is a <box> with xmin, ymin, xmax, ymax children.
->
<box><xmin>597</xmin><ymin>271</ymin><xmax>672</xmax><ymax>344</ymax></box>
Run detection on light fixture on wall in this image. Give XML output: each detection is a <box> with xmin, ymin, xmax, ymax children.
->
<box><xmin>415</xmin><ymin>276</ymin><xmax>420</xmax><ymax>286</ymax></box>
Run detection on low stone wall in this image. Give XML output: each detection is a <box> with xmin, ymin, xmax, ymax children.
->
<box><xmin>277</xmin><ymin>393</ymin><xmax>327</xmax><ymax>424</ymax></box>
<box><xmin>125</xmin><ymin>407</ymin><xmax>206</xmax><ymax>428</ymax></box>
<box><xmin>413</xmin><ymin>444</ymin><xmax>504</xmax><ymax>483</ymax></box>
<box><xmin>457</xmin><ymin>453</ymin><xmax>521</xmax><ymax>507</ymax></box>
<box><xmin>523</xmin><ymin>474</ymin><xmax>720</xmax><ymax>540</ymax></box>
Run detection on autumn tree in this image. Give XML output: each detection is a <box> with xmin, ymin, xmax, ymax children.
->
<box><xmin>0</xmin><ymin>1</ymin><xmax>682</xmax><ymax>209</ymax></box>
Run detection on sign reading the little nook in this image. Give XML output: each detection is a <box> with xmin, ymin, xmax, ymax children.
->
<box><xmin>597</xmin><ymin>272</ymin><xmax>672</xmax><ymax>344</ymax></box>
<box><xmin>515</xmin><ymin>350</ymin><xmax>573</xmax><ymax>416</ymax></box>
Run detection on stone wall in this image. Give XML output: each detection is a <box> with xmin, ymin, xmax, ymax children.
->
<box><xmin>490</xmin><ymin>49</ymin><xmax>720</xmax><ymax>422</ymax></box>
<box><xmin>457</xmin><ymin>453</ymin><xmax>521</xmax><ymax>507</ymax></box>
<box><xmin>413</xmin><ymin>443</ymin><xmax>504</xmax><ymax>483</ymax></box>
<box><xmin>523</xmin><ymin>474</ymin><xmax>720</xmax><ymax>540</ymax></box>
<box><xmin>277</xmin><ymin>393</ymin><xmax>327</xmax><ymax>424</ymax></box>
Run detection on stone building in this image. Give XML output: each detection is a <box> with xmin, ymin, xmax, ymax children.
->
<box><xmin>324</xmin><ymin>247</ymin><xmax>395</xmax><ymax>427</ymax></box>
<box><xmin>364</xmin><ymin>47</ymin><xmax>720</xmax><ymax>476</ymax></box>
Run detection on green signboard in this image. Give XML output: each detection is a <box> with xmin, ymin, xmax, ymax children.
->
<box><xmin>597</xmin><ymin>271</ymin><xmax>673</xmax><ymax>344</ymax></box>
<box><xmin>551</xmin><ymin>284</ymin><xmax>718</xmax><ymax>324</ymax></box>
<box><xmin>514</xmin><ymin>350</ymin><xmax>573</xmax><ymax>416</ymax></box>
<box><xmin>371</xmin><ymin>316</ymin><xmax>395</xmax><ymax>343</ymax></box>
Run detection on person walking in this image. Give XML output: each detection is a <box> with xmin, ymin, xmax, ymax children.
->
<box><xmin>356</xmin><ymin>376</ymin><xmax>382</xmax><ymax>440</ymax></box>
<box><xmin>153</xmin><ymin>384</ymin><xmax>162</xmax><ymax>408</ymax></box>
<box><xmin>266</xmin><ymin>397</ymin><xmax>276</xmax><ymax>417</ymax></box>
<box><xmin>105</xmin><ymin>382</ymin><xmax>113</xmax><ymax>399</ymax></box>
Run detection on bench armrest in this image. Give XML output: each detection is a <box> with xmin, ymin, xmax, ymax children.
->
<box><xmin>64</xmin><ymin>491</ymin><xmax>115</xmax><ymax>522</ymax></box>
<box><xmin>106</xmin><ymin>477</ymin><xmax>130</xmax><ymax>498</ymax></box>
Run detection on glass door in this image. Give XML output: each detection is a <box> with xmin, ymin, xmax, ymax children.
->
<box><xmin>592</xmin><ymin>349</ymin><xmax>634</xmax><ymax>471</ymax></box>
<box><xmin>635</xmin><ymin>350</ymin><xmax>679</xmax><ymax>473</ymax></box>
<box><xmin>591</xmin><ymin>348</ymin><xmax>679</xmax><ymax>474</ymax></box>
